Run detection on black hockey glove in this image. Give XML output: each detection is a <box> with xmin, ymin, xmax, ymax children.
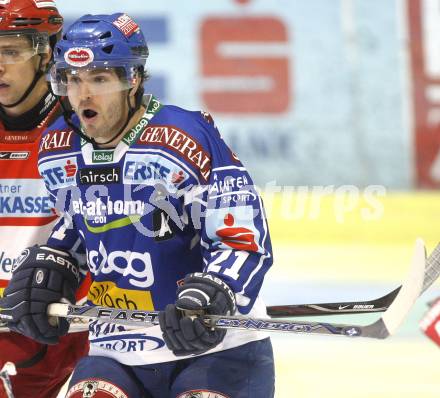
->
<box><xmin>0</xmin><ymin>245</ymin><xmax>80</xmax><ymax>345</ymax></box>
<box><xmin>159</xmin><ymin>272</ymin><xmax>236</xmax><ymax>356</ymax></box>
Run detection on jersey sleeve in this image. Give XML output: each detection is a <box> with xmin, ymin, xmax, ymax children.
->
<box><xmin>185</xmin><ymin>112</ymin><xmax>273</xmax><ymax>314</ymax></box>
<box><xmin>37</xmin><ymin>127</ymin><xmax>88</xmax><ymax>276</ymax></box>
<box><xmin>46</xmin><ymin>212</ymin><xmax>87</xmax><ymax>269</ymax></box>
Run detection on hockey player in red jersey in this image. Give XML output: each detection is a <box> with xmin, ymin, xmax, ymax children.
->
<box><xmin>0</xmin><ymin>1</ymin><xmax>89</xmax><ymax>397</ymax></box>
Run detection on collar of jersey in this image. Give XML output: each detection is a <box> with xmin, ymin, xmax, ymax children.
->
<box><xmin>80</xmin><ymin>95</ymin><xmax>163</xmax><ymax>166</ymax></box>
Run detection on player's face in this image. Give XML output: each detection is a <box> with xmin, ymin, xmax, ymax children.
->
<box><xmin>66</xmin><ymin>69</ymin><xmax>130</xmax><ymax>142</ymax></box>
<box><xmin>0</xmin><ymin>35</ymin><xmax>41</xmax><ymax>106</ymax></box>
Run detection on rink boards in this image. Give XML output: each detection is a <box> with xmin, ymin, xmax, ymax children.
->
<box><xmin>264</xmin><ymin>192</ymin><xmax>440</xmax><ymax>397</ymax></box>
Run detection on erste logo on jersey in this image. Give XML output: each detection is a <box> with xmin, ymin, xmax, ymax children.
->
<box><xmin>39</xmin><ymin>156</ymin><xmax>78</xmax><ymax>190</ymax></box>
<box><xmin>65</xmin><ymin>47</ymin><xmax>94</xmax><ymax>67</ymax></box>
<box><xmin>123</xmin><ymin>152</ymin><xmax>188</xmax><ymax>188</ymax></box>
<box><xmin>39</xmin><ymin>130</ymin><xmax>73</xmax><ymax>154</ymax></box>
<box><xmin>137</xmin><ymin>126</ymin><xmax>211</xmax><ymax>181</ymax></box>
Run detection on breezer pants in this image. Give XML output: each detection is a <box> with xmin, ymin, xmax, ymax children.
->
<box><xmin>67</xmin><ymin>338</ymin><xmax>275</xmax><ymax>398</ymax></box>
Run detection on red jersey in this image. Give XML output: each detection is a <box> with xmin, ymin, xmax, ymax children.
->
<box><xmin>0</xmin><ymin>98</ymin><xmax>59</xmax><ymax>290</ymax></box>
<box><xmin>0</xmin><ymin>93</ymin><xmax>89</xmax><ymax>398</ymax></box>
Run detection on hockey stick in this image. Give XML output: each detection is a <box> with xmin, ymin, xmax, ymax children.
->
<box><xmin>0</xmin><ymin>239</ymin><xmax>431</xmax><ymax>336</ymax></box>
<box><xmin>267</xmin><ymin>287</ymin><xmax>401</xmax><ymax>317</ymax></box>
<box><xmin>0</xmin><ymin>363</ymin><xmax>16</xmax><ymax>398</ymax></box>
<box><xmin>36</xmin><ymin>239</ymin><xmax>426</xmax><ymax>339</ymax></box>
<box><xmin>267</xmin><ymin>241</ymin><xmax>440</xmax><ymax>317</ymax></box>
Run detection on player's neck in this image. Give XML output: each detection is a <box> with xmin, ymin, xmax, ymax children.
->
<box><xmin>1</xmin><ymin>77</ymin><xmax>49</xmax><ymax>118</ymax></box>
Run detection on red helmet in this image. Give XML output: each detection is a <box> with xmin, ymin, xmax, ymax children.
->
<box><xmin>0</xmin><ymin>1</ymin><xmax>64</xmax><ymax>108</ymax></box>
<box><xmin>0</xmin><ymin>0</ymin><xmax>63</xmax><ymax>36</ymax></box>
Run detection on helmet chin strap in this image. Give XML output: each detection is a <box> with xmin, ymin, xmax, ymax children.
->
<box><xmin>2</xmin><ymin>56</ymin><xmax>45</xmax><ymax>109</ymax></box>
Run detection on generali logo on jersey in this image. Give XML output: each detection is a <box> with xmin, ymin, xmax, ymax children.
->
<box><xmin>64</xmin><ymin>47</ymin><xmax>94</xmax><ymax>67</ymax></box>
<box><xmin>0</xmin><ymin>133</ymin><xmax>37</xmax><ymax>144</ymax></box>
<box><xmin>39</xmin><ymin>130</ymin><xmax>73</xmax><ymax>153</ymax></box>
<box><xmin>137</xmin><ymin>126</ymin><xmax>211</xmax><ymax>181</ymax></box>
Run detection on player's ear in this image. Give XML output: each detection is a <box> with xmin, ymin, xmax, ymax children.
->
<box><xmin>39</xmin><ymin>49</ymin><xmax>52</xmax><ymax>72</ymax></box>
<box><xmin>129</xmin><ymin>75</ymin><xmax>142</xmax><ymax>98</ymax></box>
<box><xmin>128</xmin><ymin>73</ymin><xmax>143</xmax><ymax>107</ymax></box>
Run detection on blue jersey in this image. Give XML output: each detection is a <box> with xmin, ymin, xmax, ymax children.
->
<box><xmin>38</xmin><ymin>96</ymin><xmax>273</xmax><ymax>365</ymax></box>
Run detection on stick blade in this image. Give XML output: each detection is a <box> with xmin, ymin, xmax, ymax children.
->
<box><xmin>363</xmin><ymin>238</ymin><xmax>426</xmax><ymax>338</ymax></box>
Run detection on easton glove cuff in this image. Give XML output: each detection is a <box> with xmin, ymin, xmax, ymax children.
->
<box><xmin>13</xmin><ymin>245</ymin><xmax>80</xmax><ymax>286</ymax></box>
<box><xmin>1</xmin><ymin>245</ymin><xmax>81</xmax><ymax>344</ymax></box>
<box><xmin>176</xmin><ymin>272</ymin><xmax>236</xmax><ymax>314</ymax></box>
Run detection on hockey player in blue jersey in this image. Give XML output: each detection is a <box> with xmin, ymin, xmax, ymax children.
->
<box><xmin>1</xmin><ymin>13</ymin><xmax>275</xmax><ymax>397</ymax></box>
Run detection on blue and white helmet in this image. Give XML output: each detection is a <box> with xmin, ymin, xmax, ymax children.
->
<box><xmin>50</xmin><ymin>13</ymin><xmax>148</xmax><ymax>96</ymax></box>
